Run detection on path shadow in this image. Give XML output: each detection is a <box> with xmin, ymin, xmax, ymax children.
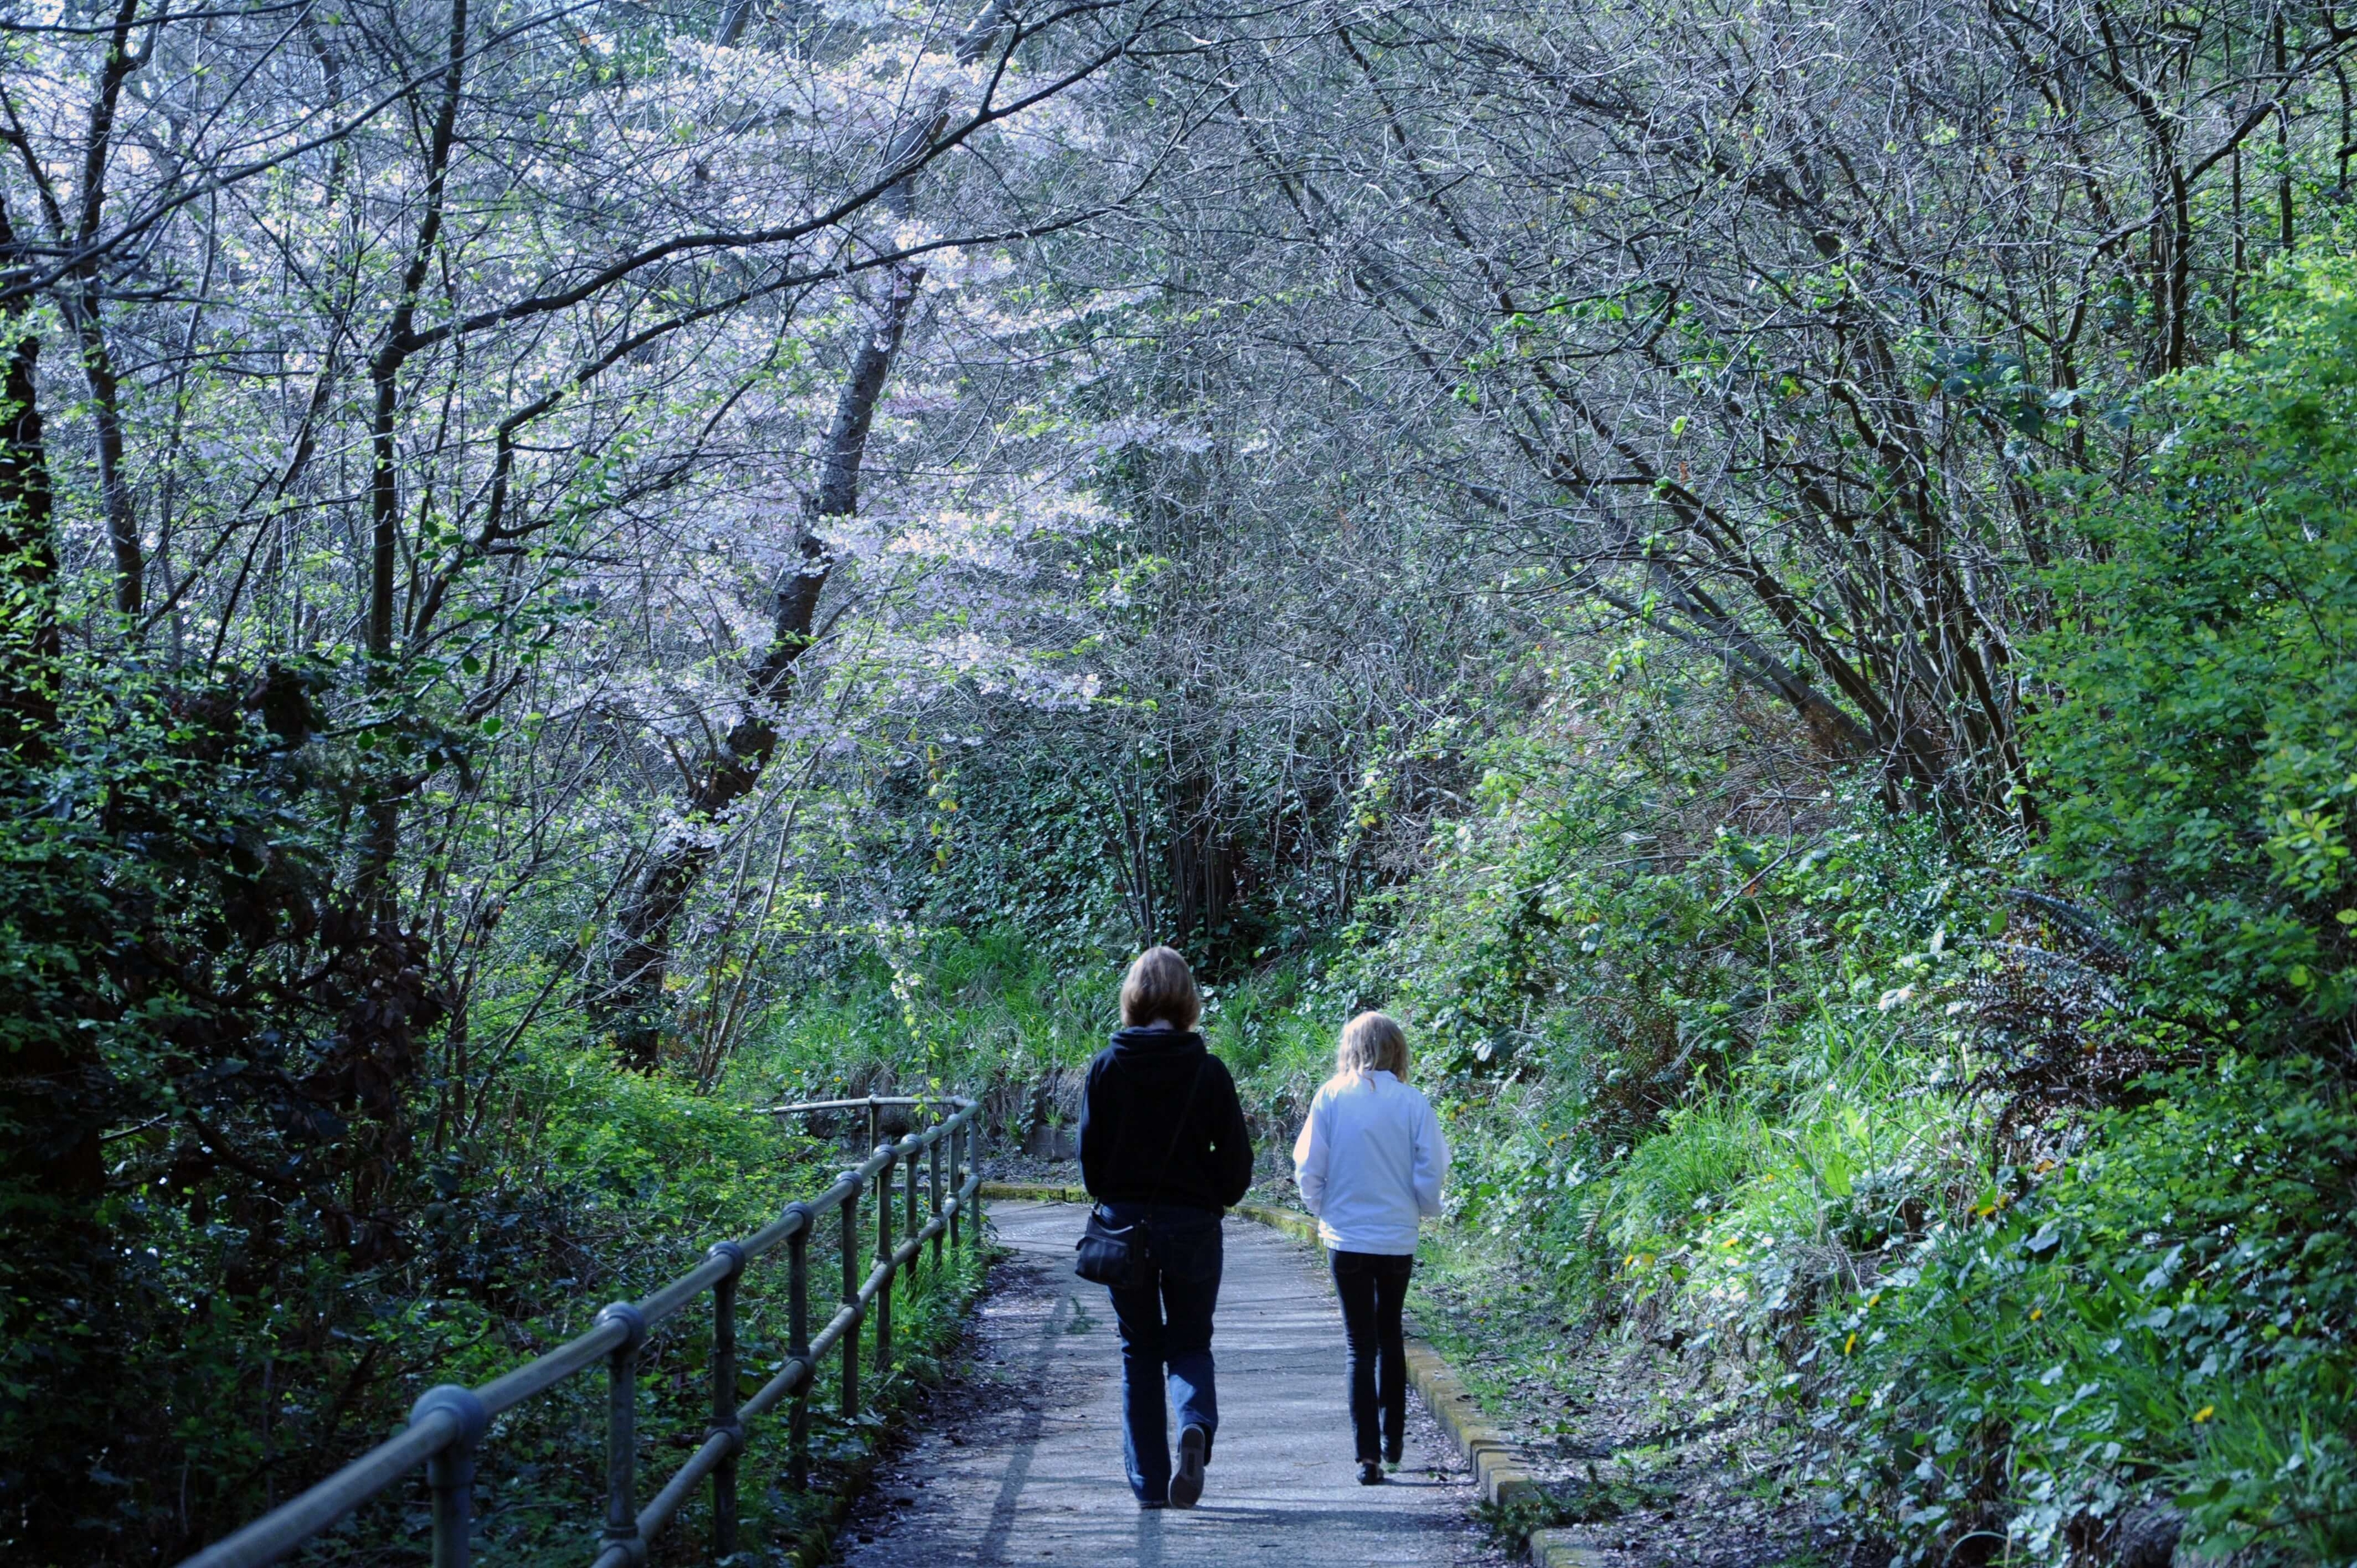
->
<box><xmin>974</xmin><ymin>1268</ymin><xmax>1075</xmax><ymax>1566</ymax></box>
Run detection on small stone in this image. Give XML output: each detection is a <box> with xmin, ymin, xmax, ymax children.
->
<box><xmin>2114</xmin><ymin>1503</ymin><xmax>2184</xmax><ymax>1568</ymax></box>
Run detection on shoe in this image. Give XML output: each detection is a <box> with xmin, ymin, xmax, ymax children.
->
<box><xmin>1358</xmin><ymin>1459</ymin><xmax>1385</xmax><ymax>1485</ymax></box>
<box><xmin>1383</xmin><ymin>1437</ymin><xmax>1402</xmax><ymax>1466</ymax></box>
<box><xmin>1139</xmin><ymin>1498</ymin><xmax>1168</xmax><ymax>1510</ymax></box>
<box><xmin>1171</xmin><ymin>1424</ymin><xmax>1208</xmax><ymax>1509</ymax></box>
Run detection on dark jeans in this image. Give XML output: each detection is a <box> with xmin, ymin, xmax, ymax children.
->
<box><xmin>1098</xmin><ymin>1202</ymin><xmax>1223</xmax><ymax>1503</ymax></box>
<box><xmin>1330</xmin><ymin>1249</ymin><xmax>1413</xmax><ymax>1462</ymax></box>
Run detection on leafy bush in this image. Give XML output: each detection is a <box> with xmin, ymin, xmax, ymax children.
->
<box><xmin>1803</xmin><ymin>252</ymin><xmax>2357</xmax><ymax>1568</ymax></box>
<box><xmin>1818</xmin><ymin>1056</ymin><xmax>2357</xmax><ymax>1567</ymax></box>
<box><xmin>2034</xmin><ymin>250</ymin><xmax>2357</xmax><ymax>1035</ymax></box>
<box><xmin>1327</xmin><ymin>652</ymin><xmax>1995</xmax><ymax>1307</ymax></box>
<box><xmin>739</xmin><ymin>924</ymin><xmax>1116</xmax><ymax>1099</ymax></box>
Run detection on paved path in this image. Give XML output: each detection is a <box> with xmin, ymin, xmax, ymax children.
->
<box><xmin>832</xmin><ymin>1201</ymin><xmax>1505</xmax><ymax>1568</ymax></box>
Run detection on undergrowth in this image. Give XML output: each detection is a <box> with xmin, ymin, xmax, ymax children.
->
<box><xmin>26</xmin><ymin>1013</ymin><xmax>996</xmax><ymax>1565</ymax></box>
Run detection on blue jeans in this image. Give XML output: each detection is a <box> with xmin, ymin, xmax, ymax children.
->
<box><xmin>1098</xmin><ymin>1202</ymin><xmax>1223</xmax><ymax>1503</ymax></box>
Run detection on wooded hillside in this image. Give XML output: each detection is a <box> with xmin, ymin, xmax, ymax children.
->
<box><xmin>4</xmin><ymin>0</ymin><xmax>2353</xmax><ymax>1560</ymax></box>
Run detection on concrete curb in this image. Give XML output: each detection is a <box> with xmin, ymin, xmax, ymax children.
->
<box><xmin>1401</xmin><ymin>1337</ymin><xmax>1541</xmax><ymax>1506</ymax></box>
<box><xmin>981</xmin><ymin>1183</ymin><xmax>1540</xmax><ymax>1506</ymax></box>
<box><xmin>1526</xmin><ymin>1530</ymin><xmax>1609</xmax><ymax>1567</ymax></box>
<box><xmin>979</xmin><ymin>1180</ymin><xmax>1089</xmax><ymax>1204</ymax></box>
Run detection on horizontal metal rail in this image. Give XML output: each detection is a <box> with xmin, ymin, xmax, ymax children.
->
<box><xmin>750</xmin><ymin>1092</ymin><xmax>962</xmax><ymax>1115</ymax></box>
<box><xmin>178</xmin><ymin>1094</ymin><xmax>986</xmax><ymax>1568</ymax></box>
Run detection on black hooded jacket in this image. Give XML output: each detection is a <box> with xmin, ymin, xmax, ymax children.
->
<box><xmin>1077</xmin><ymin>1027</ymin><xmax>1254</xmax><ymax>1211</ymax></box>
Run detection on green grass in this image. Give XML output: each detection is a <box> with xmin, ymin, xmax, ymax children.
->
<box><xmin>727</xmin><ymin>927</ymin><xmax>1116</xmax><ymax>1099</ymax></box>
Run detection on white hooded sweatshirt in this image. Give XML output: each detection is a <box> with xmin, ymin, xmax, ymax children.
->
<box><xmin>1290</xmin><ymin>1069</ymin><xmax>1450</xmax><ymax>1256</ymax></box>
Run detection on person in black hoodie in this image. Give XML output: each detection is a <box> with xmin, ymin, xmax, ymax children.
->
<box><xmin>1076</xmin><ymin>946</ymin><xmax>1254</xmax><ymax>1510</ymax></box>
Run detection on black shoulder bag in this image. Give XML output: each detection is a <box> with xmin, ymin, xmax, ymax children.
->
<box><xmin>1074</xmin><ymin>1056</ymin><xmax>1206</xmax><ymax>1292</ymax></box>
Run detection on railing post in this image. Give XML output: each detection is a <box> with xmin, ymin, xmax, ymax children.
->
<box><xmin>865</xmin><ymin>1096</ymin><xmax>879</xmax><ymax>1159</ymax></box>
<box><xmin>948</xmin><ymin>1118</ymin><xmax>963</xmax><ymax>1250</ymax></box>
<box><xmin>595</xmin><ymin>1302</ymin><xmax>649</xmax><ymax>1565</ymax></box>
<box><xmin>973</xmin><ymin>1113</ymin><xmax>986</xmax><ymax>1236</ymax></box>
<box><xmin>874</xmin><ymin>1146</ymin><xmax>894</xmax><ymax>1381</ymax></box>
<box><xmin>411</xmin><ymin>1386</ymin><xmax>487</xmax><ymax>1568</ymax></box>
<box><xmin>787</xmin><ymin>1204</ymin><xmax>812</xmax><ymax>1490</ymax></box>
<box><xmin>841</xmin><ymin>1176</ymin><xmax>862</xmax><ymax>1418</ymax></box>
<box><xmin>904</xmin><ymin>1139</ymin><xmax>920</xmax><ymax>1285</ymax></box>
<box><xmin>929</xmin><ymin>1126</ymin><xmax>945</xmax><ymax>1271</ymax></box>
<box><xmin>707</xmin><ymin>1242</ymin><xmax>748</xmax><ymax>1559</ymax></box>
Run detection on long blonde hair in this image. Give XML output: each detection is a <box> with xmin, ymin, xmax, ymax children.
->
<box><xmin>1336</xmin><ymin>1011</ymin><xmax>1409</xmax><ymax>1078</ymax></box>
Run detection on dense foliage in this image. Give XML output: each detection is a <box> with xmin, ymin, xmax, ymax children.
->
<box><xmin>1828</xmin><ymin>1056</ymin><xmax>2356</xmax><ymax>1566</ymax></box>
<box><xmin>8</xmin><ymin>0</ymin><xmax>2357</xmax><ymax>1560</ymax></box>
<box><xmin>2036</xmin><ymin>258</ymin><xmax>2357</xmax><ymax>1034</ymax></box>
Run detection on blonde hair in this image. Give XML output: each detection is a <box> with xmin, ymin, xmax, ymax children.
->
<box><xmin>1120</xmin><ymin>946</ymin><xmax>1201</xmax><ymax>1029</ymax></box>
<box><xmin>1336</xmin><ymin>1011</ymin><xmax>1409</xmax><ymax>1078</ymax></box>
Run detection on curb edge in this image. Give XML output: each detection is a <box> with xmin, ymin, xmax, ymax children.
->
<box><xmin>1526</xmin><ymin>1528</ymin><xmax>1611</xmax><ymax>1567</ymax></box>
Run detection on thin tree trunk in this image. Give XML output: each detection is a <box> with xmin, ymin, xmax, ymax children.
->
<box><xmin>0</xmin><ymin>194</ymin><xmax>59</xmax><ymax>762</ymax></box>
<box><xmin>608</xmin><ymin>239</ymin><xmax>928</xmax><ymax>1070</ymax></box>
<box><xmin>599</xmin><ymin>4</ymin><xmax>1011</xmax><ymax>1066</ymax></box>
<box><xmin>2277</xmin><ymin>11</ymin><xmax>2294</xmax><ymax>252</ymax></box>
<box><xmin>71</xmin><ymin>306</ymin><xmax>140</xmax><ymax>614</ymax></box>
<box><xmin>355</xmin><ymin>0</ymin><xmax>467</xmax><ymax>920</ymax></box>
<box><xmin>368</xmin><ymin>0</ymin><xmax>467</xmax><ymax>665</ymax></box>
<box><xmin>69</xmin><ymin>0</ymin><xmax>150</xmax><ymax>615</ymax></box>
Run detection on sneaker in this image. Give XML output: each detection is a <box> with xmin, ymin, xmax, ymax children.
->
<box><xmin>1171</xmin><ymin>1424</ymin><xmax>1209</xmax><ymax>1509</ymax></box>
<box><xmin>1383</xmin><ymin>1437</ymin><xmax>1402</xmax><ymax>1466</ymax></box>
<box><xmin>1358</xmin><ymin>1459</ymin><xmax>1385</xmax><ymax>1486</ymax></box>
<box><xmin>1138</xmin><ymin>1498</ymin><xmax>1168</xmax><ymax>1511</ymax></box>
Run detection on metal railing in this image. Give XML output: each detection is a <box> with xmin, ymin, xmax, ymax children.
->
<box><xmin>178</xmin><ymin>1094</ymin><xmax>986</xmax><ymax>1568</ymax></box>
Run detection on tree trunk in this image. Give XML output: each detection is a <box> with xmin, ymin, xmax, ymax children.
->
<box><xmin>70</xmin><ymin>0</ymin><xmax>149</xmax><ymax>615</ymax></box>
<box><xmin>0</xmin><ymin>195</ymin><xmax>60</xmax><ymax>762</ymax></box>
<box><xmin>71</xmin><ymin>304</ymin><xmax>141</xmax><ymax>615</ymax></box>
<box><xmin>608</xmin><ymin>250</ymin><xmax>926</xmax><ymax>1070</ymax></box>
<box><xmin>354</xmin><ymin>0</ymin><xmax>467</xmax><ymax>922</ymax></box>
<box><xmin>603</xmin><ymin>7</ymin><xmax>1007</xmax><ymax>1068</ymax></box>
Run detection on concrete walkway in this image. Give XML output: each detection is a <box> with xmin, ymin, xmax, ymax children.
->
<box><xmin>832</xmin><ymin>1200</ymin><xmax>1504</xmax><ymax>1568</ymax></box>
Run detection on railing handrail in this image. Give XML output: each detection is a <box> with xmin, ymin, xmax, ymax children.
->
<box><xmin>752</xmin><ymin>1092</ymin><xmax>961</xmax><ymax>1115</ymax></box>
<box><xmin>177</xmin><ymin>1094</ymin><xmax>987</xmax><ymax>1568</ymax></box>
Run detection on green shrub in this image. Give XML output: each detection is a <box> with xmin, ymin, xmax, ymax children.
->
<box><xmin>2034</xmin><ymin>250</ymin><xmax>2357</xmax><ymax>1036</ymax></box>
<box><xmin>1344</xmin><ymin>658</ymin><xmax>1993</xmax><ymax>1304</ymax></box>
<box><xmin>1817</xmin><ymin>1055</ymin><xmax>2357</xmax><ymax>1567</ymax></box>
<box><xmin>736</xmin><ymin>924</ymin><xmax>1116</xmax><ymax>1096</ymax></box>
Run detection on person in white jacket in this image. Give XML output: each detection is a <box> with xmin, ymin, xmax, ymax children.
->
<box><xmin>1290</xmin><ymin>1011</ymin><xmax>1450</xmax><ymax>1485</ymax></box>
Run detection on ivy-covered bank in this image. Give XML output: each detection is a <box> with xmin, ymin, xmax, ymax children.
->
<box><xmin>1340</xmin><ymin>259</ymin><xmax>2357</xmax><ymax>1568</ymax></box>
